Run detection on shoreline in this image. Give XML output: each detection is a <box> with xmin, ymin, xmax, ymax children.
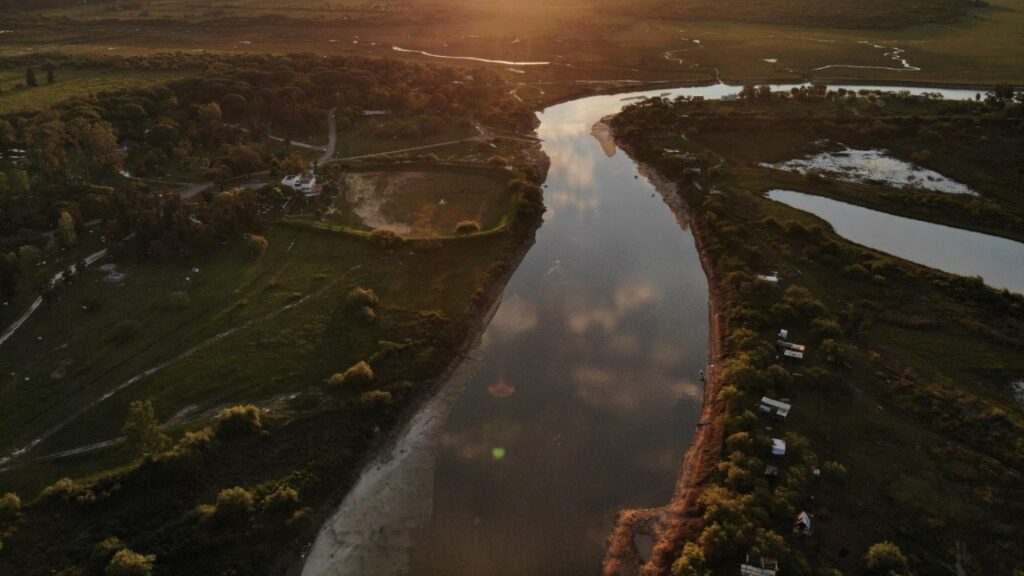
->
<box><xmin>290</xmin><ymin>159</ymin><xmax>547</xmax><ymax>576</ymax></box>
<box><xmin>602</xmin><ymin>138</ymin><xmax>729</xmax><ymax>576</ymax></box>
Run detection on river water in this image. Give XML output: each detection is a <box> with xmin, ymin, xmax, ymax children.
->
<box><xmin>768</xmin><ymin>190</ymin><xmax>1024</xmax><ymax>294</ymax></box>
<box><xmin>301</xmin><ymin>82</ymin><xmax>982</xmax><ymax>576</ymax></box>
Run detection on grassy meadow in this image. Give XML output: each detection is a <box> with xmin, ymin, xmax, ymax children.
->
<box><xmin>2</xmin><ymin>0</ymin><xmax>1023</xmax><ymax>95</ymax></box>
<box><xmin>0</xmin><ymin>218</ymin><xmax>507</xmax><ymax>495</ymax></box>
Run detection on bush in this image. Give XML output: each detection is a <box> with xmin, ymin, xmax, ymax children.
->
<box><xmin>106</xmin><ymin>549</ymin><xmax>155</xmax><ymax>576</ymax></box>
<box><xmin>211</xmin><ymin>486</ymin><xmax>255</xmax><ymax>525</ymax></box>
<box><xmin>811</xmin><ymin>318</ymin><xmax>843</xmax><ymax>340</ymax></box>
<box><xmin>329</xmin><ymin>361</ymin><xmax>374</xmax><ymax>388</ymax></box>
<box><xmin>864</xmin><ymin>541</ymin><xmax>910</xmax><ymax>575</ymax></box>
<box><xmin>40</xmin><ymin>477</ymin><xmax>95</xmax><ymax>504</ymax></box>
<box><xmin>0</xmin><ymin>492</ymin><xmax>20</xmax><ymax>521</ymax></box>
<box><xmin>842</xmin><ymin>264</ymin><xmax>870</xmax><ymax>280</ymax></box>
<box><xmin>368</xmin><ymin>228</ymin><xmax>403</xmax><ymax>248</ymax></box>
<box><xmin>823</xmin><ymin>460</ymin><xmax>848</xmax><ymax>482</ymax></box>
<box><xmin>455</xmin><ymin>220</ymin><xmax>481</xmax><ymax>235</ymax></box>
<box><xmin>356</xmin><ymin>305</ymin><xmax>377</xmax><ymax>324</ymax></box>
<box><xmin>246</xmin><ymin>234</ymin><xmax>268</xmax><ymax>259</ymax></box>
<box><xmin>215</xmin><ymin>405</ymin><xmax>262</xmax><ymax>438</ymax></box>
<box><xmin>359</xmin><ymin>389</ymin><xmax>393</xmax><ymax>409</ymax></box>
<box><xmin>346</xmin><ymin>287</ymin><xmax>379</xmax><ymax>308</ymax></box>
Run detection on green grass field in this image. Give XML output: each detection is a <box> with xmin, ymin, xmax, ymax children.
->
<box><xmin>0</xmin><ymin>67</ymin><xmax>190</xmax><ymax>113</ymax></box>
<box><xmin>0</xmin><ymin>220</ymin><xmax>507</xmax><ymax>495</ymax></box>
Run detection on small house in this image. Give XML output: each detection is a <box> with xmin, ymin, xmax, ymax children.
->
<box><xmin>759</xmin><ymin>397</ymin><xmax>792</xmax><ymax>420</ymax></box>
<box><xmin>771</xmin><ymin>438</ymin><xmax>786</xmax><ymax>457</ymax></box>
<box><xmin>740</xmin><ymin>558</ymin><xmax>779</xmax><ymax>576</ymax></box>
<box><xmin>764</xmin><ymin>464</ymin><xmax>779</xmax><ymax>478</ymax></box>
<box><xmin>757</xmin><ymin>273</ymin><xmax>780</xmax><ymax>283</ymax></box>
<box><xmin>281</xmin><ymin>171</ymin><xmax>319</xmax><ymax>196</ymax></box>
<box><xmin>793</xmin><ymin>511</ymin><xmax>812</xmax><ymax>535</ymax></box>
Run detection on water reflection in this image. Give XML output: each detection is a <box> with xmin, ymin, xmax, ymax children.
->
<box><xmin>408</xmin><ymin>88</ymin><xmax>710</xmax><ymax>576</ymax></box>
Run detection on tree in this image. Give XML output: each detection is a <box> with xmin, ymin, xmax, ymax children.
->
<box><xmin>121</xmin><ymin>400</ymin><xmax>169</xmax><ymax>455</ymax></box>
<box><xmin>671</xmin><ymin>542</ymin><xmax>707</xmax><ymax>576</ymax></box>
<box><xmin>0</xmin><ymin>119</ymin><xmax>14</xmax><ymax>149</ymax></box>
<box><xmin>215</xmin><ymin>405</ymin><xmax>262</xmax><ymax>438</ymax></box>
<box><xmin>985</xmin><ymin>83</ymin><xmax>1015</xmax><ymax>106</ymax></box>
<box><xmin>25</xmin><ymin>67</ymin><xmax>37</xmax><ymax>88</ymax></box>
<box><xmin>329</xmin><ymin>361</ymin><xmax>374</xmax><ymax>388</ymax></box>
<box><xmin>0</xmin><ymin>492</ymin><xmax>20</xmax><ymax>521</ymax></box>
<box><xmin>865</xmin><ymin>541</ymin><xmax>910</xmax><ymax>575</ymax></box>
<box><xmin>246</xmin><ymin>234</ymin><xmax>268</xmax><ymax>259</ymax></box>
<box><xmin>105</xmin><ymin>548</ymin><xmax>155</xmax><ymax>576</ymax></box>
<box><xmin>56</xmin><ymin>210</ymin><xmax>77</xmax><ymax>247</ymax></box>
<box><xmin>212</xmin><ymin>486</ymin><xmax>255</xmax><ymax>525</ymax></box>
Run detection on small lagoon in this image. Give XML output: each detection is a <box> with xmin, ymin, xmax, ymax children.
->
<box><xmin>767</xmin><ymin>189</ymin><xmax>1024</xmax><ymax>294</ymax></box>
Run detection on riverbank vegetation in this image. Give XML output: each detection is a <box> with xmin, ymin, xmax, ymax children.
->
<box><xmin>0</xmin><ymin>50</ymin><xmax>547</xmax><ymax>574</ymax></box>
<box><xmin>611</xmin><ymin>88</ymin><xmax>1023</xmax><ymax>575</ymax></box>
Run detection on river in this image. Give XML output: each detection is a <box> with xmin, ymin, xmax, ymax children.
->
<box><xmin>300</xmin><ymin>82</ymin><xmax>981</xmax><ymax>576</ymax></box>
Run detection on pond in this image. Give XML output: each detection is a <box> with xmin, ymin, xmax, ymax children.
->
<box><xmin>767</xmin><ymin>189</ymin><xmax>1024</xmax><ymax>294</ymax></box>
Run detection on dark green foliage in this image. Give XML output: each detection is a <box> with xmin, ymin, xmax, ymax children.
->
<box><xmin>215</xmin><ymin>405</ymin><xmax>263</xmax><ymax>439</ymax></box>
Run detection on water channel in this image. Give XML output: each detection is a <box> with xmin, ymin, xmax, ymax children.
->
<box><xmin>768</xmin><ymin>189</ymin><xmax>1024</xmax><ymax>294</ymax></box>
<box><xmin>301</xmin><ymin>82</ymin><xmax>981</xmax><ymax>576</ymax></box>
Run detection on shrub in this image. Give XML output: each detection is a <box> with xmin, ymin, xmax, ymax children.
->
<box><xmin>212</xmin><ymin>486</ymin><xmax>255</xmax><ymax>525</ymax></box>
<box><xmin>91</xmin><ymin>537</ymin><xmax>126</xmax><ymax>570</ymax></box>
<box><xmin>106</xmin><ymin>548</ymin><xmax>155</xmax><ymax>576</ymax></box>
<box><xmin>329</xmin><ymin>361</ymin><xmax>374</xmax><ymax>388</ymax></box>
<box><xmin>812</xmin><ymin>318</ymin><xmax>843</xmax><ymax>340</ymax></box>
<box><xmin>40</xmin><ymin>477</ymin><xmax>95</xmax><ymax>504</ymax></box>
<box><xmin>864</xmin><ymin>541</ymin><xmax>909</xmax><ymax>575</ymax></box>
<box><xmin>455</xmin><ymin>220</ymin><xmax>481</xmax><ymax>235</ymax></box>
<box><xmin>215</xmin><ymin>405</ymin><xmax>262</xmax><ymax>438</ymax></box>
<box><xmin>823</xmin><ymin>460</ymin><xmax>848</xmax><ymax>482</ymax></box>
<box><xmin>356</xmin><ymin>306</ymin><xmax>377</xmax><ymax>324</ymax></box>
<box><xmin>872</xmin><ymin>274</ymin><xmax>887</xmax><ymax>287</ymax></box>
<box><xmin>121</xmin><ymin>400</ymin><xmax>170</xmax><ymax>455</ymax></box>
<box><xmin>369</xmin><ymin>228</ymin><xmax>403</xmax><ymax>248</ymax></box>
<box><xmin>246</xmin><ymin>234</ymin><xmax>268</xmax><ymax>259</ymax></box>
<box><xmin>261</xmin><ymin>486</ymin><xmax>300</xmax><ymax>520</ymax></box>
<box><xmin>346</xmin><ymin>287</ymin><xmax>379</xmax><ymax>308</ymax></box>
<box><xmin>359</xmin><ymin>389</ymin><xmax>393</xmax><ymax>409</ymax></box>
<box><xmin>842</xmin><ymin>264</ymin><xmax>870</xmax><ymax>280</ymax></box>
<box><xmin>0</xmin><ymin>492</ymin><xmax>20</xmax><ymax>520</ymax></box>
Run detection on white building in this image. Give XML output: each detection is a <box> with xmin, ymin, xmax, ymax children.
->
<box><xmin>281</xmin><ymin>171</ymin><xmax>319</xmax><ymax>196</ymax></box>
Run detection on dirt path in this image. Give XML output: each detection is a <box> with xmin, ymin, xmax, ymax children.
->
<box><xmin>0</xmin><ymin>248</ymin><xmax>107</xmax><ymax>348</ymax></box>
<box><xmin>319</xmin><ymin>107</ymin><xmax>337</xmax><ymax>164</ymax></box>
<box><xmin>0</xmin><ymin>251</ymin><xmax>399</xmax><ymax>468</ymax></box>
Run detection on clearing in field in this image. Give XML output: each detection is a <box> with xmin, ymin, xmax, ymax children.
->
<box><xmin>339</xmin><ymin>169</ymin><xmax>510</xmax><ymax>236</ymax></box>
